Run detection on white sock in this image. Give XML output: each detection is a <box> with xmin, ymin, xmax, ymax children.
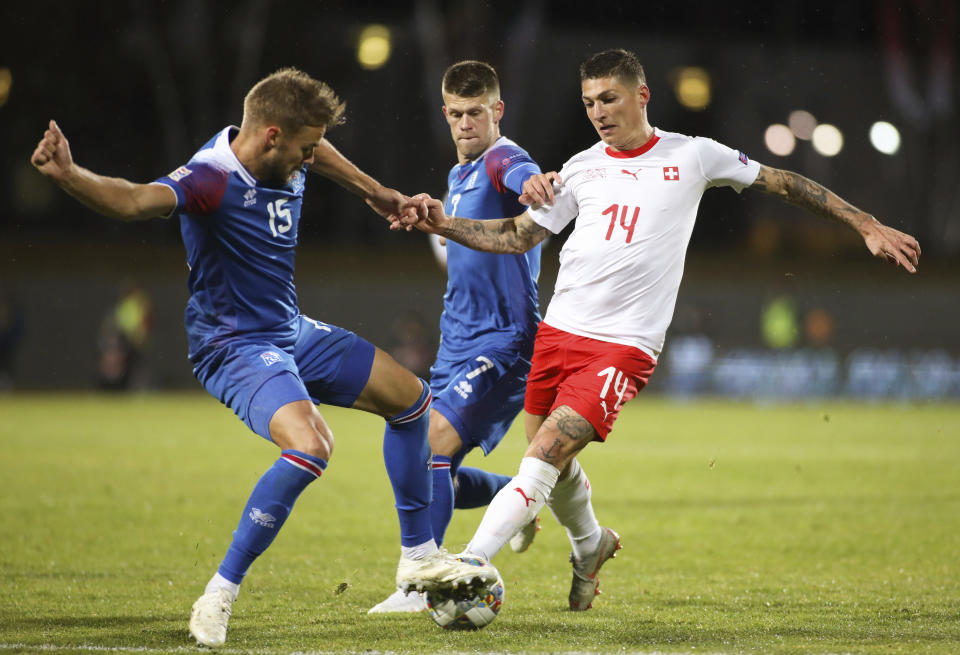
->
<box><xmin>401</xmin><ymin>539</ymin><xmax>438</xmax><ymax>560</ymax></box>
<box><xmin>204</xmin><ymin>572</ymin><xmax>240</xmax><ymax>600</ymax></box>
<box><xmin>466</xmin><ymin>457</ymin><xmax>559</xmax><ymax>561</ymax></box>
<box><xmin>547</xmin><ymin>458</ymin><xmax>601</xmax><ymax>560</ymax></box>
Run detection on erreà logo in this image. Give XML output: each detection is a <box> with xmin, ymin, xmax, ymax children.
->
<box><xmin>249</xmin><ymin>508</ymin><xmax>277</xmax><ymax>528</ymax></box>
<box><xmin>260</xmin><ymin>351</ymin><xmax>281</xmax><ymax>366</ymax></box>
<box><xmin>454</xmin><ymin>379</ymin><xmax>473</xmax><ymax>399</ymax></box>
<box><xmin>243</xmin><ymin>188</ymin><xmax>257</xmax><ymax>207</ymax></box>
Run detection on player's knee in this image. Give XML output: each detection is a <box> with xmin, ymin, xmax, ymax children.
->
<box><xmin>430</xmin><ymin>440</ymin><xmax>461</xmax><ymax>458</ymax></box>
<box><xmin>294</xmin><ymin>427</ymin><xmax>334</xmax><ymax>461</ymax></box>
<box><xmin>428</xmin><ymin>416</ymin><xmax>463</xmax><ymax>457</ymax></box>
<box><xmin>353</xmin><ymin>350</ymin><xmax>425</xmax><ymax>417</ymax></box>
<box><xmin>271</xmin><ymin>410</ymin><xmax>335</xmax><ymax>461</ymax></box>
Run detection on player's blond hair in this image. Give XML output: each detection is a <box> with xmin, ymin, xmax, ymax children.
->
<box><xmin>442</xmin><ymin>60</ymin><xmax>500</xmax><ymax>99</ymax></box>
<box><xmin>580</xmin><ymin>49</ymin><xmax>646</xmax><ymax>87</ymax></box>
<box><xmin>243</xmin><ymin>68</ymin><xmax>345</xmax><ymax>132</ymax></box>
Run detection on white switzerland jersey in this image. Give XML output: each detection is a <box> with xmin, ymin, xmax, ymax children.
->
<box><xmin>528</xmin><ymin>128</ymin><xmax>761</xmax><ymax>360</ymax></box>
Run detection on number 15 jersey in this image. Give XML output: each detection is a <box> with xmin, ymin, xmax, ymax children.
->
<box><xmin>153</xmin><ymin>126</ymin><xmax>307</xmax><ymax>359</ymax></box>
<box><xmin>528</xmin><ymin>128</ymin><xmax>760</xmax><ymax>360</ymax></box>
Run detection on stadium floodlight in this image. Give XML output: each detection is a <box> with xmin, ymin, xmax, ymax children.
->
<box><xmin>869</xmin><ymin>121</ymin><xmax>901</xmax><ymax>155</ymax></box>
<box><xmin>788</xmin><ymin>110</ymin><xmax>817</xmax><ymax>140</ymax></box>
<box><xmin>357</xmin><ymin>25</ymin><xmax>391</xmax><ymax>70</ymax></box>
<box><xmin>673</xmin><ymin>67</ymin><xmax>711</xmax><ymax>111</ymax></box>
<box><xmin>0</xmin><ymin>68</ymin><xmax>11</xmax><ymax>108</ymax></box>
<box><xmin>811</xmin><ymin>123</ymin><xmax>843</xmax><ymax>157</ymax></box>
<box><xmin>764</xmin><ymin>123</ymin><xmax>796</xmax><ymax>156</ymax></box>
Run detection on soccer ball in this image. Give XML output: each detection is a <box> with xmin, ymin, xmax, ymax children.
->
<box><xmin>426</xmin><ymin>569</ymin><xmax>505</xmax><ymax>630</ymax></box>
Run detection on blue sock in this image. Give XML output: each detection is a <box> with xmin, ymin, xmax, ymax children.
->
<box><xmin>430</xmin><ymin>455</ymin><xmax>454</xmax><ymax>545</ymax></box>
<box><xmin>217</xmin><ymin>450</ymin><xmax>326</xmax><ymax>584</ymax></box>
<box><xmin>384</xmin><ymin>380</ymin><xmax>434</xmax><ymax>547</ymax></box>
<box><xmin>454</xmin><ymin>466</ymin><xmax>513</xmax><ymax>509</ymax></box>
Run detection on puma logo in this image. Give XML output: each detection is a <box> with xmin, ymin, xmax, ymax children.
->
<box><xmin>600</xmin><ymin>400</ymin><xmax>614</xmax><ymax>423</ymax></box>
<box><xmin>621</xmin><ymin>168</ymin><xmax>640</xmax><ymax>180</ymax></box>
<box><xmin>514</xmin><ymin>487</ymin><xmax>535</xmax><ymax>507</ymax></box>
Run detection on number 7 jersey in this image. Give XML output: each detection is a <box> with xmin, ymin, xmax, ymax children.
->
<box><xmin>439</xmin><ymin>136</ymin><xmax>542</xmax><ymax>358</ymax></box>
<box><xmin>528</xmin><ymin>128</ymin><xmax>760</xmax><ymax>360</ymax></box>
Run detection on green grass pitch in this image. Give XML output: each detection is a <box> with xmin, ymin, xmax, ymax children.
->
<box><xmin>1</xmin><ymin>393</ymin><xmax>958</xmax><ymax>654</ymax></box>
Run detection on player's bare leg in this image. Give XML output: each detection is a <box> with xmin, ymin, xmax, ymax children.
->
<box><xmin>529</xmin><ymin>408</ymin><xmax>620</xmax><ymax>610</ymax></box>
<box><xmin>190</xmin><ymin>400</ymin><xmax>333</xmax><ymax>647</ymax></box>
<box><xmin>462</xmin><ymin>405</ymin><xmax>619</xmax><ymax>608</ymax></box>
<box><xmin>351</xmin><ymin>347</ymin><xmax>423</xmax><ymax>417</ymax></box>
<box><xmin>464</xmin><ymin>405</ymin><xmax>592</xmax><ymax>559</ymax></box>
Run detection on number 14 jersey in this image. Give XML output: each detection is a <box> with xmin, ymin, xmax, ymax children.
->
<box><xmin>528</xmin><ymin>128</ymin><xmax>760</xmax><ymax>360</ymax></box>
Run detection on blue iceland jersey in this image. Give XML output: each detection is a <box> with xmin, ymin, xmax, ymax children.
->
<box><xmin>154</xmin><ymin>127</ymin><xmax>307</xmax><ymax>358</ymax></box>
<box><xmin>440</xmin><ymin>136</ymin><xmax>542</xmax><ymax>358</ymax></box>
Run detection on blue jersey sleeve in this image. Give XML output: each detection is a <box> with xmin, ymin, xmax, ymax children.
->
<box><xmin>154</xmin><ymin>162</ymin><xmax>230</xmax><ymax>216</ymax></box>
<box><xmin>484</xmin><ymin>145</ymin><xmax>541</xmax><ymax>196</ymax></box>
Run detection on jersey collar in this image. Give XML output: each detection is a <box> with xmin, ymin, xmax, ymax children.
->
<box><xmin>217</xmin><ymin>126</ymin><xmax>257</xmax><ymax>186</ymax></box>
<box><xmin>604</xmin><ymin>128</ymin><xmax>660</xmax><ymax>159</ymax></box>
<box><xmin>457</xmin><ymin>135</ymin><xmax>510</xmax><ymax>177</ymax></box>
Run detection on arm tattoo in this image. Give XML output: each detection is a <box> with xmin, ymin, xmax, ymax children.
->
<box><xmin>752</xmin><ymin>167</ymin><xmax>868</xmax><ymax>231</ymax></box>
<box><xmin>441</xmin><ymin>214</ymin><xmax>550</xmax><ymax>254</ymax></box>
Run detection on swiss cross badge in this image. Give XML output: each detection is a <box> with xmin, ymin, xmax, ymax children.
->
<box><xmin>663</xmin><ymin>166</ymin><xmax>679</xmax><ymax>181</ymax></box>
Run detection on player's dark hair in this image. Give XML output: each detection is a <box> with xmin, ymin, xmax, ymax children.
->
<box><xmin>442</xmin><ymin>60</ymin><xmax>500</xmax><ymax>98</ymax></box>
<box><xmin>580</xmin><ymin>49</ymin><xmax>646</xmax><ymax>87</ymax></box>
<box><xmin>244</xmin><ymin>67</ymin><xmax>346</xmax><ymax>131</ymax></box>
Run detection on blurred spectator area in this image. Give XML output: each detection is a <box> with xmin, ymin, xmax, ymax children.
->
<box><xmin>2</xmin><ymin>1</ymin><xmax>957</xmax><ymax>253</ymax></box>
<box><xmin>1</xmin><ymin>237</ymin><xmax>957</xmax><ymax>398</ymax></box>
<box><xmin>1</xmin><ymin>1</ymin><xmax>956</xmax><ymax>396</ymax></box>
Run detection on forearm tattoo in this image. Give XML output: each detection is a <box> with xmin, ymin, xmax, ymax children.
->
<box><xmin>441</xmin><ymin>216</ymin><xmax>549</xmax><ymax>254</ymax></box>
<box><xmin>753</xmin><ymin>167</ymin><xmax>867</xmax><ymax>230</ymax></box>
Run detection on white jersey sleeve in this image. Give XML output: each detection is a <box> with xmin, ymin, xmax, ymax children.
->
<box><xmin>534</xmin><ymin>130</ymin><xmax>762</xmax><ymax>360</ymax></box>
<box><xmin>693</xmin><ymin>137</ymin><xmax>761</xmax><ymax>192</ymax></box>
<box><xmin>527</xmin><ymin>170</ymin><xmax>579</xmax><ymax>234</ymax></box>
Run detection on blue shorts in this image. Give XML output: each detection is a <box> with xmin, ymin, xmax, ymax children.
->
<box><xmin>430</xmin><ymin>347</ymin><xmax>531</xmax><ymax>455</ymax></box>
<box><xmin>193</xmin><ymin>315</ymin><xmax>375</xmax><ymax>440</ymax></box>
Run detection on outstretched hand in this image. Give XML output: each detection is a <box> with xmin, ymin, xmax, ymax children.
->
<box><xmin>388</xmin><ymin>193</ymin><xmax>448</xmax><ymax>235</ymax></box>
<box><xmin>860</xmin><ymin>218</ymin><xmax>921</xmax><ymax>274</ymax></box>
<box><xmin>31</xmin><ymin>120</ymin><xmax>73</xmax><ymax>182</ymax></box>
<box><xmin>519</xmin><ymin>171</ymin><xmax>562</xmax><ymax>207</ymax></box>
<box><xmin>365</xmin><ymin>185</ymin><xmax>406</xmax><ymax>220</ymax></box>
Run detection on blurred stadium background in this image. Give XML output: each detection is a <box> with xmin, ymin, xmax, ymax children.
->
<box><xmin>0</xmin><ymin>0</ymin><xmax>957</xmax><ymax>399</ymax></box>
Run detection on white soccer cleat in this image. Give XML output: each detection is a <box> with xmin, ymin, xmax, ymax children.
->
<box><xmin>568</xmin><ymin>526</ymin><xmax>621</xmax><ymax>611</ymax></box>
<box><xmin>367</xmin><ymin>588</ymin><xmax>428</xmax><ymax>614</ymax></box>
<box><xmin>509</xmin><ymin>515</ymin><xmax>541</xmax><ymax>553</ymax></box>
<box><xmin>396</xmin><ymin>549</ymin><xmax>498</xmax><ymax>594</ymax></box>
<box><xmin>189</xmin><ymin>588</ymin><xmax>233</xmax><ymax>647</ymax></box>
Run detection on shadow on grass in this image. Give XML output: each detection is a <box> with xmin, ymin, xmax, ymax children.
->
<box><xmin>5</xmin><ymin>614</ymin><xmax>180</xmax><ymax>630</ymax></box>
<box><xmin>1</xmin><ymin>613</ymin><xmax>190</xmax><ymax>647</ymax></box>
<box><xmin>632</xmin><ymin>492</ymin><xmax>960</xmax><ymax>511</ymax></box>
<box><xmin>495</xmin><ymin>605</ymin><xmax>960</xmax><ymax>649</ymax></box>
